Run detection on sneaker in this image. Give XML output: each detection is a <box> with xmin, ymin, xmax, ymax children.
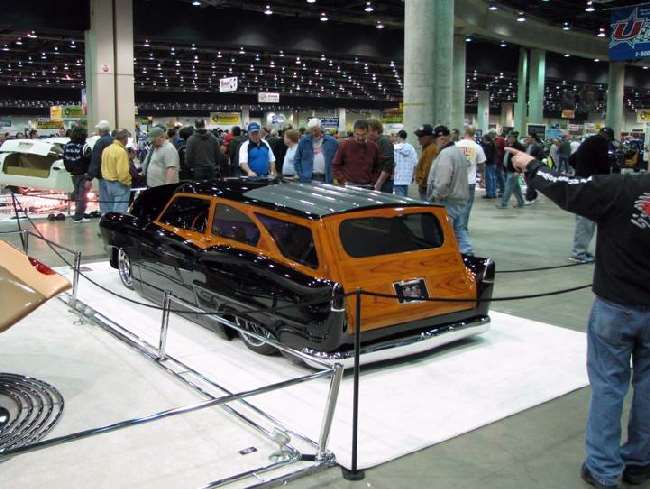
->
<box><xmin>72</xmin><ymin>218</ymin><xmax>91</xmax><ymax>223</ymax></box>
<box><xmin>524</xmin><ymin>199</ymin><xmax>536</xmax><ymax>206</ymax></box>
<box><xmin>495</xmin><ymin>204</ymin><xmax>508</xmax><ymax>209</ymax></box>
<box><xmin>623</xmin><ymin>463</ymin><xmax>650</xmax><ymax>485</ymax></box>
<box><xmin>568</xmin><ymin>255</ymin><xmax>590</xmax><ymax>264</ymax></box>
<box><xmin>581</xmin><ymin>463</ymin><xmax>619</xmax><ymax>489</ymax></box>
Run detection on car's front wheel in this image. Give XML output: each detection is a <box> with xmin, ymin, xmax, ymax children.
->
<box><xmin>117</xmin><ymin>248</ymin><xmax>134</xmax><ymax>290</ymax></box>
<box><xmin>235</xmin><ymin>316</ymin><xmax>277</xmax><ymax>356</ymax></box>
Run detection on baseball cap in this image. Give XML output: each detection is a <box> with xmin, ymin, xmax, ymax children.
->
<box><xmin>148</xmin><ymin>126</ymin><xmax>165</xmax><ymax>140</ymax></box>
<box><xmin>600</xmin><ymin>127</ymin><xmax>615</xmax><ymax>140</ymax></box>
<box><xmin>247</xmin><ymin>122</ymin><xmax>261</xmax><ymax>133</ymax></box>
<box><xmin>414</xmin><ymin>124</ymin><xmax>434</xmax><ymax>137</ymax></box>
<box><xmin>432</xmin><ymin>125</ymin><xmax>451</xmax><ymax>138</ymax></box>
<box><xmin>95</xmin><ymin>120</ymin><xmax>111</xmax><ymax>131</ymax></box>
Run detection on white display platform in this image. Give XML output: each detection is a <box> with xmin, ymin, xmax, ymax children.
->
<box><xmin>0</xmin><ymin>299</ymin><xmax>316</xmax><ymax>489</ymax></box>
<box><xmin>58</xmin><ymin>262</ymin><xmax>590</xmax><ymax>471</ymax></box>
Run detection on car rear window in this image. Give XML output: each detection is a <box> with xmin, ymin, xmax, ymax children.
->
<box><xmin>213</xmin><ymin>204</ymin><xmax>260</xmax><ymax>246</ymax></box>
<box><xmin>256</xmin><ymin>214</ymin><xmax>319</xmax><ymax>268</ymax></box>
<box><xmin>159</xmin><ymin>196</ymin><xmax>211</xmax><ymax>233</ymax></box>
<box><xmin>339</xmin><ymin>212</ymin><xmax>444</xmax><ymax>258</ymax></box>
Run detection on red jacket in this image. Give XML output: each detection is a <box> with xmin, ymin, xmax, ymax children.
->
<box><xmin>332</xmin><ymin>138</ymin><xmax>380</xmax><ymax>185</ymax></box>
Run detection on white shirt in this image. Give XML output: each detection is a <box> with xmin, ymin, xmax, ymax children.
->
<box><xmin>393</xmin><ymin>142</ymin><xmax>418</xmax><ymax>185</ymax></box>
<box><xmin>455</xmin><ymin>139</ymin><xmax>486</xmax><ymax>185</ymax></box>
<box><xmin>312</xmin><ymin>137</ymin><xmax>326</xmax><ymax>175</ymax></box>
<box><xmin>570</xmin><ymin>141</ymin><xmax>580</xmax><ymax>155</ymax></box>
<box><xmin>282</xmin><ymin>145</ymin><xmax>298</xmax><ymax>176</ymax></box>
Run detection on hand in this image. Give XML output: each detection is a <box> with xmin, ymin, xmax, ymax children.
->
<box><xmin>505</xmin><ymin>147</ymin><xmax>535</xmax><ymax>172</ymax></box>
<box><xmin>248</xmin><ymin>171</ymin><xmax>257</xmax><ymax>177</ymax></box>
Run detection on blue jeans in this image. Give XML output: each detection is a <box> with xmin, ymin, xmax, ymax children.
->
<box><xmin>496</xmin><ymin>166</ymin><xmax>506</xmax><ymax>196</ymax></box>
<box><xmin>98</xmin><ymin>179</ymin><xmax>110</xmax><ymax>215</ymax></box>
<box><xmin>393</xmin><ymin>184</ymin><xmax>408</xmax><ymax>197</ymax></box>
<box><xmin>460</xmin><ymin>184</ymin><xmax>476</xmax><ymax>232</ymax></box>
<box><xmin>485</xmin><ymin>165</ymin><xmax>497</xmax><ymax>198</ymax></box>
<box><xmin>500</xmin><ymin>172</ymin><xmax>524</xmax><ymax>207</ymax></box>
<box><xmin>442</xmin><ymin>199</ymin><xmax>473</xmax><ymax>255</ymax></box>
<box><xmin>572</xmin><ymin>215</ymin><xmax>596</xmax><ymax>257</ymax></box>
<box><xmin>103</xmin><ymin>180</ymin><xmax>131</xmax><ymax>214</ymax></box>
<box><xmin>585</xmin><ymin>297</ymin><xmax>650</xmax><ymax>487</ymax></box>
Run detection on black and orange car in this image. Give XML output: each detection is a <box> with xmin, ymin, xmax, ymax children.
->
<box><xmin>100</xmin><ymin>180</ymin><xmax>494</xmax><ymax>367</ymax></box>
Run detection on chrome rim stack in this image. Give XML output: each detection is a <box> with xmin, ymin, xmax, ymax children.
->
<box><xmin>0</xmin><ymin>373</ymin><xmax>64</xmax><ymax>452</ymax></box>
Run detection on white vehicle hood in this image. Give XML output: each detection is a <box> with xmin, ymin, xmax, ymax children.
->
<box><xmin>0</xmin><ymin>139</ymin><xmax>61</xmax><ymax>157</ymax></box>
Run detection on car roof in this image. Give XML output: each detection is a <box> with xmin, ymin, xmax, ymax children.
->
<box><xmin>176</xmin><ymin>179</ymin><xmax>441</xmax><ymax>219</ymax></box>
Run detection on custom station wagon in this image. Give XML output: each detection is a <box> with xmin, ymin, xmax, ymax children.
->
<box><xmin>100</xmin><ymin>180</ymin><xmax>494</xmax><ymax>367</ymax></box>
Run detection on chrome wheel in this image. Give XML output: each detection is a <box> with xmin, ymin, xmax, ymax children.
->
<box><xmin>235</xmin><ymin>316</ymin><xmax>277</xmax><ymax>355</ymax></box>
<box><xmin>117</xmin><ymin>248</ymin><xmax>134</xmax><ymax>289</ymax></box>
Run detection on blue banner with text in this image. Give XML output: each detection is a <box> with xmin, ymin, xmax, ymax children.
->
<box><xmin>609</xmin><ymin>4</ymin><xmax>650</xmax><ymax>61</ymax></box>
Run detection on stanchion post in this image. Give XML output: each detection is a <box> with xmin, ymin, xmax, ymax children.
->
<box><xmin>316</xmin><ymin>363</ymin><xmax>344</xmax><ymax>461</ymax></box>
<box><xmin>71</xmin><ymin>250</ymin><xmax>82</xmax><ymax>305</ymax></box>
<box><xmin>158</xmin><ymin>291</ymin><xmax>172</xmax><ymax>360</ymax></box>
<box><xmin>342</xmin><ymin>288</ymin><xmax>365</xmax><ymax>481</ymax></box>
<box><xmin>23</xmin><ymin>230</ymin><xmax>29</xmax><ymax>255</ymax></box>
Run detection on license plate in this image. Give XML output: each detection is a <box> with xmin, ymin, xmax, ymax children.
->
<box><xmin>393</xmin><ymin>278</ymin><xmax>429</xmax><ymax>304</ymax></box>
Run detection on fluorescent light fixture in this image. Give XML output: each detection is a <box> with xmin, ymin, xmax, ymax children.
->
<box><xmin>364</xmin><ymin>2</ymin><xmax>374</xmax><ymax>12</ymax></box>
<box><xmin>585</xmin><ymin>1</ymin><xmax>595</xmax><ymax>12</ymax></box>
<box><xmin>376</xmin><ymin>20</ymin><xmax>384</xmax><ymax>29</ymax></box>
<box><xmin>320</xmin><ymin>12</ymin><xmax>328</xmax><ymax>21</ymax></box>
<box><xmin>264</xmin><ymin>4</ymin><xmax>272</xmax><ymax>14</ymax></box>
<box><xmin>597</xmin><ymin>27</ymin><xmax>606</xmax><ymax>37</ymax></box>
<box><xmin>192</xmin><ymin>1</ymin><xmax>201</xmax><ymax>6</ymax></box>
<box><xmin>563</xmin><ymin>22</ymin><xmax>571</xmax><ymax>31</ymax></box>
<box><xmin>516</xmin><ymin>11</ymin><xmax>526</xmax><ymax>22</ymax></box>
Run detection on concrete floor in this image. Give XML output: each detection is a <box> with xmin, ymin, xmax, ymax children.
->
<box><xmin>0</xmin><ymin>192</ymin><xmax>638</xmax><ymax>489</ymax></box>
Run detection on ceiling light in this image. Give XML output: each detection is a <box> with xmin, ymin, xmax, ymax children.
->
<box><xmin>644</xmin><ymin>66</ymin><xmax>649</xmax><ymax>70</ymax></box>
<box><xmin>465</xmin><ymin>36</ymin><xmax>472</xmax><ymax>42</ymax></box>
<box><xmin>239</xmin><ymin>46</ymin><xmax>245</xmax><ymax>54</ymax></box>
<box><xmin>488</xmin><ymin>2</ymin><xmax>498</xmax><ymax>11</ymax></box>
<box><xmin>264</xmin><ymin>4</ymin><xmax>272</xmax><ymax>15</ymax></box>
<box><xmin>27</xmin><ymin>31</ymin><xmax>37</xmax><ymax>39</ymax></box>
<box><xmin>364</xmin><ymin>2</ymin><xmax>374</xmax><ymax>12</ymax></box>
<box><xmin>192</xmin><ymin>1</ymin><xmax>201</xmax><ymax>6</ymax></box>
<box><xmin>320</xmin><ymin>12</ymin><xmax>328</xmax><ymax>21</ymax></box>
<box><xmin>564</xmin><ymin>53</ymin><xmax>570</xmax><ymax>57</ymax></box>
<box><xmin>376</xmin><ymin>20</ymin><xmax>384</xmax><ymax>29</ymax></box>
<box><xmin>499</xmin><ymin>40</ymin><xmax>507</xmax><ymax>47</ymax></box>
<box><xmin>597</xmin><ymin>27</ymin><xmax>606</xmax><ymax>37</ymax></box>
<box><xmin>563</xmin><ymin>21</ymin><xmax>571</xmax><ymax>31</ymax></box>
<box><xmin>15</xmin><ymin>38</ymin><xmax>23</xmax><ymax>46</ymax></box>
<box><xmin>594</xmin><ymin>58</ymin><xmax>600</xmax><ymax>62</ymax></box>
<box><xmin>307</xmin><ymin>0</ymin><xmax>316</xmax><ymax>3</ymax></box>
<box><xmin>585</xmin><ymin>1</ymin><xmax>595</xmax><ymax>12</ymax></box>
<box><xmin>516</xmin><ymin>11</ymin><xmax>526</xmax><ymax>22</ymax></box>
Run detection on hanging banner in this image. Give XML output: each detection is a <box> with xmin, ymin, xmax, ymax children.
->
<box><xmin>50</xmin><ymin>106</ymin><xmax>63</xmax><ymax>120</ymax></box>
<box><xmin>63</xmin><ymin>105</ymin><xmax>84</xmax><ymax>119</ymax></box>
<box><xmin>210</xmin><ymin>112</ymin><xmax>242</xmax><ymax>125</ymax></box>
<box><xmin>382</xmin><ymin>107</ymin><xmax>403</xmax><ymax>124</ymax></box>
<box><xmin>258</xmin><ymin>92</ymin><xmax>280</xmax><ymax>103</ymax></box>
<box><xmin>561</xmin><ymin>109</ymin><xmax>576</xmax><ymax>119</ymax></box>
<box><xmin>320</xmin><ymin>117</ymin><xmax>339</xmax><ymax>130</ymax></box>
<box><xmin>637</xmin><ymin>108</ymin><xmax>650</xmax><ymax>123</ymax></box>
<box><xmin>36</xmin><ymin>119</ymin><xmax>65</xmax><ymax>130</ymax></box>
<box><xmin>219</xmin><ymin>77</ymin><xmax>238</xmax><ymax>93</ymax></box>
<box><xmin>609</xmin><ymin>4</ymin><xmax>650</xmax><ymax>61</ymax></box>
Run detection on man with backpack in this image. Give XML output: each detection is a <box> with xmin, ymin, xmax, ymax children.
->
<box><xmin>63</xmin><ymin>127</ymin><xmax>92</xmax><ymax>223</ymax></box>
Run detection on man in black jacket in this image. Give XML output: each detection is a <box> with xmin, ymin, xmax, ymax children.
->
<box><xmin>88</xmin><ymin>120</ymin><xmax>113</xmax><ymax>215</ymax></box>
<box><xmin>63</xmin><ymin>127</ymin><xmax>91</xmax><ymax>223</ymax></box>
<box><xmin>569</xmin><ymin>128</ymin><xmax>614</xmax><ymax>263</ymax></box>
<box><xmin>185</xmin><ymin>119</ymin><xmax>224</xmax><ymax>180</ymax></box>
<box><xmin>508</xmin><ymin>147</ymin><xmax>650</xmax><ymax>489</ymax></box>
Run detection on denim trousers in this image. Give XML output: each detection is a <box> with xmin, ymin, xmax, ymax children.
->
<box><xmin>496</xmin><ymin>166</ymin><xmax>506</xmax><ymax>195</ymax></box>
<box><xmin>103</xmin><ymin>180</ymin><xmax>131</xmax><ymax>214</ymax></box>
<box><xmin>442</xmin><ymin>199</ymin><xmax>473</xmax><ymax>255</ymax></box>
<box><xmin>393</xmin><ymin>184</ymin><xmax>409</xmax><ymax>197</ymax></box>
<box><xmin>71</xmin><ymin>175</ymin><xmax>89</xmax><ymax>220</ymax></box>
<box><xmin>585</xmin><ymin>297</ymin><xmax>650</xmax><ymax>486</ymax></box>
<box><xmin>460</xmin><ymin>184</ymin><xmax>476</xmax><ymax>231</ymax></box>
<box><xmin>98</xmin><ymin>179</ymin><xmax>110</xmax><ymax>215</ymax></box>
<box><xmin>572</xmin><ymin>215</ymin><xmax>596</xmax><ymax>257</ymax></box>
<box><xmin>485</xmin><ymin>165</ymin><xmax>497</xmax><ymax>198</ymax></box>
<box><xmin>500</xmin><ymin>172</ymin><xmax>524</xmax><ymax>207</ymax></box>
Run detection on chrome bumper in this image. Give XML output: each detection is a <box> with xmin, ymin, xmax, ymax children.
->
<box><xmin>300</xmin><ymin>316</ymin><xmax>490</xmax><ymax>369</ymax></box>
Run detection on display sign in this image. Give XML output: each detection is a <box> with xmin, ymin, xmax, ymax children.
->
<box><xmin>50</xmin><ymin>106</ymin><xmax>63</xmax><ymax>120</ymax></box>
<box><xmin>561</xmin><ymin>109</ymin><xmax>576</xmax><ymax>119</ymax></box>
<box><xmin>258</xmin><ymin>92</ymin><xmax>280</xmax><ymax>103</ymax></box>
<box><xmin>320</xmin><ymin>117</ymin><xmax>339</xmax><ymax>130</ymax></box>
<box><xmin>0</xmin><ymin>118</ymin><xmax>11</xmax><ymax>128</ymax></box>
<box><xmin>210</xmin><ymin>111</ymin><xmax>242</xmax><ymax>125</ymax></box>
<box><xmin>63</xmin><ymin>105</ymin><xmax>84</xmax><ymax>119</ymax></box>
<box><xmin>637</xmin><ymin>108</ymin><xmax>650</xmax><ymax>123</ymax></box>
<box><xmin>36</xmin><ymin>119</ymin><xmax>65</xmax><ymax>130</ymax></box>
<box><xmin>546</xmin><ymin>128</ymin><xmax>565</xmax><ymax>140</ymax></box>
<box><xmin>526</xmin><ymin>124</ymin><xmax>547</xmax><ymax>139</ymax></box>
<box><xmin>382</xmin><ymin>107</ymin><xmax>403</xmax><ymax>124</ymax></box>
<box><xmin>609</xmin><ymin>4</ymin><xmax>650</xmax><ymax>61</ymax></box>
<box><xmin>219</xmin><ymin>76</ymin><xmax>238</xmax><ymax>93</ymax></box>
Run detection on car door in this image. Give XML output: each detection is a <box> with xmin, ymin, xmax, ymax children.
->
<box><xmin>139</xmin><ymin>194</ymin><xmax>213</xmax><ymax>305</ymax></box>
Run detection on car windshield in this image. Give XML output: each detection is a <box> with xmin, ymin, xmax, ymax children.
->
<box><xmin>159</xmin><ymin>196</ymin><xmax>211</xmax><ymax>233</ymax></box>
<box><xmin>339</xmin><ymin>212</ymin><xmax>444</xmax><ymax>258</ymax></box>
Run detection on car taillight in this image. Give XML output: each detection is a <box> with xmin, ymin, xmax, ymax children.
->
<box><xmin>28</xmin><ymin>257</ymin><xmax>56</xmax><ymax>275</ymax></box>
<box><xmin>331</xmin><ymin>283</ymin><xmax>346</xmax><ymax>312</ymax></box>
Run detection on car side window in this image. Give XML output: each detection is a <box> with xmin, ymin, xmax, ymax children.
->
<box><xmin>212</xmin><ymin>204</ymin><xmax>260</xmax><ymax>246</ymax></box>
<box><xmin>159</xmin><ymin>196</ymin><xmax>211</xmax><ymax>233</ymax></box>
<box><xmin>256</xmin><ymin>213</ymin><xmax>319</xmax><ymax>268</ymax></box>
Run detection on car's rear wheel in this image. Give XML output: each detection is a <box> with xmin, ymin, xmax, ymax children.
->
<box><xmin>117</xmin><ymin>248</ymin><xmax>134</xmax><ymax>289</ymax></box>
<box><xmin>235</xmin><ymin>316</ymin><xmax>277</xmax><ymax>355</ymax></box>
